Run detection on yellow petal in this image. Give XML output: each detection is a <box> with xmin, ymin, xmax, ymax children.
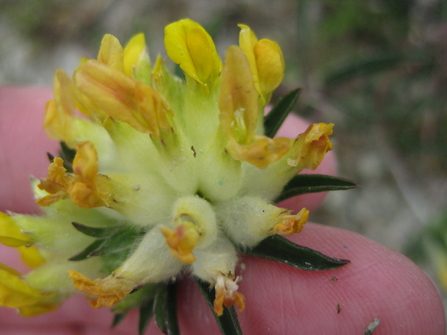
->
<box><xmin>35</xmin><ymin>191</ymin><xmax>68</xmax><ymax>207</ymax></box>
<box><xmin>0</xmin><ymin>212</ymin><xmax>33</xmax><ymax>247</ymax></box>
<box><xmin>287</xmin><ymin>123</ymin><xmax>334</xmax><ymax>170</ymax></box>
<box><xmin>219</xmin><ymin>45</ymin><xmax>258</xmax><ymax>144</ymax></box>
<box><xmin>134</xmin><ymin>82</ymin><xmax>173</xmax><ymax>137</ymax></box>
<box><xmin>43</xmin><ymin>70</ymin><xmax>77</xmax><ymax>147</ymax></box>
<box><xmin>68</xmin><ymin>270</ymin><xmax>134</xmax><ymax>308</ymax></box>
<box><xmin>17</xmin><ymin>245</ymin><xmax>46</xmax><ymax>268</ymax></box>
<box><xmin>238</xmin><ymin>24</ymin><xmax>285</xmax><ymax>103</ymax></box>
<box><xmin>238</xmin><ymin>24</ymin><xmax>260</xmax><ymax>93</ymax></box>
<box><xmin>36</xmin><ymin>157</ymin><xmax>71</xmax><ymax>207</ymax></box>
<box><xmin>271</xmin><ymin>208</ymin><xmax>309</xmax><ymax>235</ymax></box>
<box><xmin>70</xmin><ymin>142</ymin><xmax>112</xmax><ymax>209</ymax></box>
<box><xmin>75</xmin><ymin>60</ymin><xmax>172</xmax><ymax>135</ymax></box>
<box><xmin>123</xmin><ymin>33</ymin><xmax>151</xmax><ymax>82</ymax></box>
<box><xmin>0</xmin><ymin>266</ymin><xmax>52</xmax><ymax>309</ymax></box>
<box><xmin>74</xmin><ymin>60</ymin><xmax>136</xmax><ymax>118</ymax></box>
<box><xmin>0</xmin><ymin>262</ymin><xmax>22</xmax><ymax>277</ymax></box>
<box><xmin>219</xmin><ymin>46</ymin><xmax>289</xmax><ymax>168</ymax></box>
<box><xmin>18</xmin><ymin>302</ymin><xmax>59</xmax><ymax>317</ymax></box>
<box><xmin>73</xmin><ymin>141</ymin><xmax>99</xmax><ymax>182</ymax></box>
<box><xmin>254</xmin><ymin>39</ymin><xmax>284</xmax><ymax>98</ymax></box>
<box><xmin>160</xmin><ymin>223</ymin><xmax>200</xmax><ymax>264</ymax></box>
<box><xmin>97</xmin><ymin>34</ymin><xmax>124</xmax><ymax>72</ymax></box>
<box><xmin>164</xmin><ymin>19</ymin><xmax>221</xmax><ymax>85</ymax></box>
<box><xmin>226</xmin><ymin>135</ymin><xmax>291</xmax><ymax>169</ymax></box>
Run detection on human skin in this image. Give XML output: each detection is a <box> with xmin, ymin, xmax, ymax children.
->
<box><xmin>0</xmin><ymin>86</ymin><xmax>445</xmax><ymax>334</ymax></box>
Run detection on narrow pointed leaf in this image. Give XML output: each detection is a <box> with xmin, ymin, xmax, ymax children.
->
<box><xmin>91</xmin><ymin>245</ymin><xmax>133</xmax><ymax>258</ymax></box>
<box><xmin>243</xmin><ymin>235</ymin><xmax>350</xmax><ymax>271</ymax></box>
<box><xmin>47</xmin><ymin>152</ymin><xmax>55</xmax><ymax>163</ymax></box>
<box><xmin>59</xmin><ymin>141</ymin><xmax>76</xmax><ymax>172</ymax></box>
<box><xmin>69</xmin><ymin>238</ymin><xmax>108</xmax><ymax>261</ymax></box>
<box><xmin>111</xmin><ymin>313</ymin><xmax>127</xmax><ymax>328</ymax></box>
<box><xmin>72</xmin><ymin>222</ymin><xmax>121</xmax><ymax>238</ymax></box>
<box><xmin>195</xmin><ymin>278</ymin><xmax>243</xmax><ymax>335</ymax></box>
<box><xmin>59</xmin><ymin>141</ymin><xmax>76</xmax><ymax>162</ymax></box>
<box><xmin>139</xmin><ymin>299</ymin><xmax>155</xmax><ymax>335</ymax></box>
<box><xmin>153</xmin><ymin>282</ymin><xmax>179</xmax><ymax>335</ymax></box>
<box><xmin>89</xmin><ymin>229</ymin><xmax>139</xmax><ymax>256</ymax></box>
<box><xmin>263</xmin><ymin>88</ymin><xmax>301</xmax><ymax>138</ymax></box>
<box><xmin>113</xmin><ymin>283</ymin><xmax>161</xmax><ymax>313</ymax></box>
<box><xmin>275</xmin><ymin>174</ymin><xmax>359</xmax><ymax>202</ymax></box>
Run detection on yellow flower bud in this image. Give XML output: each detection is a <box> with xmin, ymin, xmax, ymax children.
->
<box><xmin>254</xmin><ymin>39</ymin><xmax>284</xmax><ymax>98</ymax></box>
<box><xmin>123</xmin><ymin>33</ymin><xmax>151</xmax><ymax>83</ymax></box>
<box><xmin>219</xmin><ymin>46</ymin><xmax>291</xmax><ymax>168</ymax></box>
<box><xmin>238</xmin><ymin>24</ymin><xmax>285</xmax><ymax>104</ymax></box>
<box><xmin>164</xmin><ymin>19</ymin><xmax>221</xmax><ymax>86</ymax></box>
<box><xmin>75</xmin><ymin>60</ymin><xmax>172</xmax><ymax>137</ymax></box>
<box><xmin>97</xmin><ymin>34</ymin><xmax>124</xmax><ymax>72</ymax></box>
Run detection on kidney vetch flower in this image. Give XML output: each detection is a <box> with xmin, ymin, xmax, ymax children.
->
<box><xmin>0</xmin><ymin>19</ymin><xmax>356</xmax><ymax>334</ymax></box>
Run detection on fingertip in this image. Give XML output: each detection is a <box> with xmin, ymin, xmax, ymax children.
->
<box><xmin>177</xmin><ymin>223</ymin><xmax>445</xmax><ymax>335</ymax></box>
<box><xmin>241</xmin><ymin>224</ymin><xmax>446</xmax><ymax>334</ymax></box>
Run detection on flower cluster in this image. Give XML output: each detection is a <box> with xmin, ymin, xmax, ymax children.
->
<box><xmin>0</xmin><ymin>19</ymin><xmax>334</xmax><ymax>323</ymax></box>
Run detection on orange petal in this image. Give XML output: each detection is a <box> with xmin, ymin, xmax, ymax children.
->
<box><xmin>226</xmin><ymin>135</ymin><xmax>291</xmax><ymax>169</ymax></box>
<box><xmin>287</xmin><ymin>123</ymin><xmax>334</xmax><ymax>170</ymax></box>
<box><xmin>271</xmin><ymin>208</ymin><xmax>309</xmax><ymax>235</ymax></box>
<box><xmin>68</xmin><ymin>270</ymin><xmax>134</xmax><ymax>308</ymax></box>
<box><xmin>160</xmin><ymin>223</ymin><xmax>199</xmax><ymax>264</ymax></box>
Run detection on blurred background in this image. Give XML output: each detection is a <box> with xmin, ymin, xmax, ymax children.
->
<box><xmin>1</xmin><ymin>0</ymin><xmax>446</xmax><ymax>314</ymax></box>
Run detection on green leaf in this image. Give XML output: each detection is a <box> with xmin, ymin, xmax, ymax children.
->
<box><xmin>59</xmin><ymin>141</ymin><xmax>76</xmax><ymax>161</ymax></box>
<box><xmin>111</xmin><ymin>313</ymin><xmax>127</xmax><ymax>328</ymax></box>
<box><xmin>263</xmin><ymin>88</ymin><xmax>301</xmax><ymax>138</ymax></box>
<box><xmin>46</xmin><ymin>152</ymin><xmax>55</xmax><ymax>163</ymax></box>
<box><xmin>113</xmin><ymin>283</ymin><xmax>161</xmax><ymax>313</ymax></box>
<box><xmin>139</xmin><ymin>299</ymin><xmax>155</xmax><ymax>335</ymax></box>
<box><xmin>195</xmin><ymin>278</ymin><xmax>243</xmax><ymax>335</ymax></box>
<box><xmin>275</xmin><ymin>174</ymin><xmax>359</xmax><ymax>203</ymax></box>
<box><xmin>72</xmin><ymin>222</ymin><xmax>121</xmax><ymax>238</ymax></box>
<box><xmin>69</xmin><ymin>239</ymin><xmax>108</xmax><ymax>261</ymax></box>
<box><xmin>70</xmin><ymin>224</ymin><xmax>142</xmax><ymax>261</ymax></box>
<box><xmin>243</xmin><ymin>235</ymin><xmax>350</xmax><ymax>271</ymax></box>
<box><xmin>59</xmin><ymin>141</ymin><xmax>76</xmax><ymax>172</ymax></box>
<box><xmin>153</xmin><ymin>282</ymin><xmax>179</xmax><ymax>335</ymax></box>
<box><xmin>89</xmin><ymin>229</ymin><xmax>139</xmax><ymax>257</ymax></box>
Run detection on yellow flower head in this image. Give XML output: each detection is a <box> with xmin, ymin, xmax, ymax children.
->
<box><xmin>1</xmin><ymin>19</ymin><xmax>349</xmax><ymax>334</ymax></box>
